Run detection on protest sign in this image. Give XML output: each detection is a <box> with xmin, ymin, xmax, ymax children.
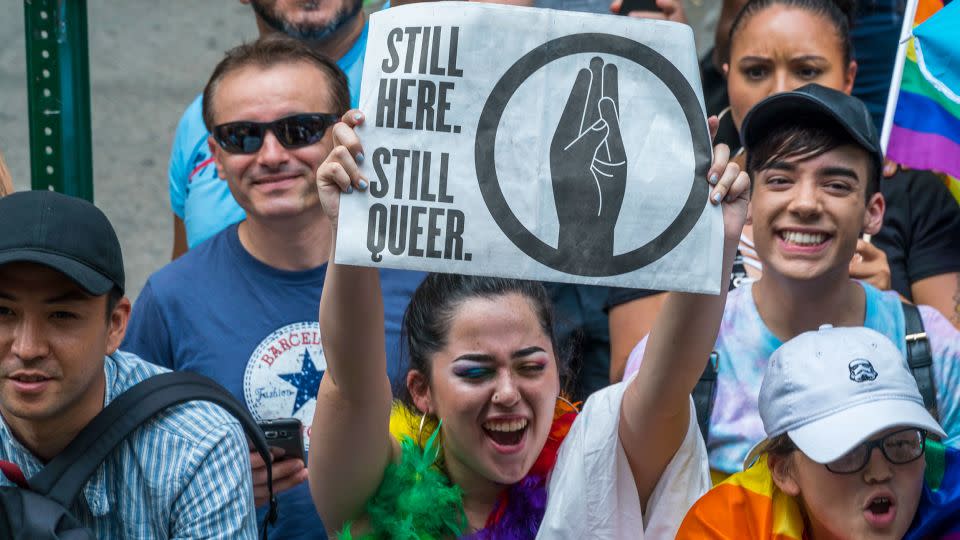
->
<box><xmin>335</xmin><ymin>2</ymin><xmax>723</xmax><ymax>293</ymax></box>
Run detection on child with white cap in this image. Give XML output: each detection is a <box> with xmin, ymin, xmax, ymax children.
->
<box><xmin>677</xmin><ymin>324</ymin><xmax>960</xmax><ymax>539</ymax></box>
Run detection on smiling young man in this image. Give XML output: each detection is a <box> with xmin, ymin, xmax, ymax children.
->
<box><xmin>626</xmin><ymin>84</ymin><xmax>960</xmax><ymax>479</ymax></box>
<box><xmin>123</xmin><ymin>35</ymin><xmax>422</xmax><ymax>540</ymax></box>
<box><xmin>0</xmin><ymin>191</ymin><xmax>256</xmax><ymax>538</ymax></box>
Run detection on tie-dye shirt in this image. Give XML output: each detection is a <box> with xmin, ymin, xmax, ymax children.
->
<box><xmin>623</xmin><ymin>281</ymin><xmax>960</xmax><ymax>474</ymax></box>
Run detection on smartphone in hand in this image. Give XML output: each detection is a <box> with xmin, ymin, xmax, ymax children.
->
<box><xmin>258</xmin><ymin>418</ymin><xmax>306</xmax><ymax>462</ymax></box>
<box><xmin>618</xmin><ymin>0</ymin><xmax>660</xmax><ymax>14</ymax></box>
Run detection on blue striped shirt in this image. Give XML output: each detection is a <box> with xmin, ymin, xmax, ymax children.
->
<box><xmin>0</xmin><ymin>351</ymin><xmax>257</xmax><ymax>539</ymax></box>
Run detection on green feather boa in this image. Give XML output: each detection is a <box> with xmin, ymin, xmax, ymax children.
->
<box><xmin>339</xmin><ymin>422</ymin><xmax>467</xmax><ymax>539</ymax></box>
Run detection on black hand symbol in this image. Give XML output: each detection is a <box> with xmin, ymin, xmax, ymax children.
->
<box><xmin>550</xmin><ymin>57</ymin><xmax>627</xmax><ymax>261</ymax></box>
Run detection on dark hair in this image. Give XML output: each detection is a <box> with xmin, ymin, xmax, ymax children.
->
<box><xmin>397</xmin><ymin>274</ymin><xmax>567</xmax><ymax>413</ymax></box>
<box><xmin>767</xmin><ymin>433</ymin><xmax>798</xmax><ymax>458</ymax></box>
<box><xmin>201</xmin><ymin>34</ymin><xmax>350</xmax><ymax>132</ymax></box>
<box><xmin>105</xmin><ymin>286</ymin><xmax>123</xmax><ymax>320</ymax></box>
<box><xmin>726</xmin><ymin>0</ymin><xmax>856</xmax><ymax>65</ymax></box>
<box><xmin>746</xmin><ymin>119</ymin><xmax>880</xmax><ymax>198</ymax></box>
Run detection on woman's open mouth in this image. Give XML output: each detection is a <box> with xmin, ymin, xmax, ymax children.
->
<box><xmin>482</xmin><ymin>418</ymin><xmax>528</xmax><ymax>452</ymax></box>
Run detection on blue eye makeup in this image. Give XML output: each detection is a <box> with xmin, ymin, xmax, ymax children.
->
<box><xmin>453</xmin><ymin>366</ymin><xmax>493</xmax><ymax>380</ymax></box>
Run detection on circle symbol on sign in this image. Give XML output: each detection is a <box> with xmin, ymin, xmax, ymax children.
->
<box><xmin>475</xmin><ymin>33</ymin><xmax>710</xmax><ymax>277</ymax></box>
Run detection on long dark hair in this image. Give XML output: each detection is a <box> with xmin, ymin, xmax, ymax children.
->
<box><xmin>396</xmin><ymin>274</ymin><xmax>567</xmax><ymax>413</ymax></box>
<box><xmin>727</xmin><ymin>0</ymin><xmax>856</xmax><ymax>65</ymax></box>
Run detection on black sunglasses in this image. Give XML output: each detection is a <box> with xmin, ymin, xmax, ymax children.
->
<box><xmin>825</xmin><ymin>428</ymin><xmax>927</xmax><ymax>474</ymax></box>
<box><xmin>213</xmin><ymin>113</ymin><xmax>340</xmax><ymax>154</ymax></box>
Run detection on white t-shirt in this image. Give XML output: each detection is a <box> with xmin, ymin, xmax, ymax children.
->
<box><xmin>537</xmin><ymin>378</ymin><xmax>711</xmax><ymax>539</ymax></box>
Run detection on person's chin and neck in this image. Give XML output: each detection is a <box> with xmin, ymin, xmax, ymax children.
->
<box><xmin>750</xmin><ymin>152</ymin><xmax>885</xmax><ymax>343</ymax></box>
<box><xmin>243</xmin><ymin>0</ymin><xmax>366</xmax><ymax>61</ymax></box>
<box><xmin>0</xmin><ymin>265</ymin><xmax>130</xmax><ymax>463</ymax></box>
<box><xmin>216</xmin><ymin>139</ymin><xmax>333</xmax><ymax>271</ymax></box>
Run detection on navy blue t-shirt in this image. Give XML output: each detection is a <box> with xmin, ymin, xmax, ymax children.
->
<box><xmin>122</xmin><ymin>223</ymin><xmax>424</xmax><ymax>539</ymax></box>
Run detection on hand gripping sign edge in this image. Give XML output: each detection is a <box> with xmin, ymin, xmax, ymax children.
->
<box><xmin>475</xmin><ymin>33</ymin><xmax>711</xmax><ymax>277</ymax></box>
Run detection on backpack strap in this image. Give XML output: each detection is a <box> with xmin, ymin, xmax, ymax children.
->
<box><xmin>693</xmin><ymin>352</ymin><xmax>719</xmax><ymax>441</ymax></box>
<box><xmin>902</xmin><ymin>302</ymin><xmax>938</xmax><ymax>419</ymax></box>
<box><xmin>28</xmin><ymin>371</ymin><xmax>277</xmax><ymax>539</ymax></box>
<box><xmin>690</xmin><ymin>250</ymin><xmax>745</xmax><ymax>440</ymax></box>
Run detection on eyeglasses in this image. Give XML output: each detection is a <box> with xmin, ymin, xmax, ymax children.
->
<box><xmin>212</xmin><ymin>113</ymin><xmax>340</xmax><ymax>154</ymax></box>
<box><xmin>825</xmin><ymin>428</ymin><xmax>927</xmax><ymax>474</ymax></box>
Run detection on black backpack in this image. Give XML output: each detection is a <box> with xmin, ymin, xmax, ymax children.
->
<box><xmin>0</xmin><ymin>372</ymin><xmax>278</xmax><ymax>540</ymax></box>
<box><xmin>693</xmin><ymin>302</ymin><xmax>938</xmax><ymax>441</ymax></box>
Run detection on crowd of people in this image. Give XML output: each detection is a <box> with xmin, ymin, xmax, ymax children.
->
<box><xmin>1</xmin><ymin>0</ymin><xmax>959</xmax><ymax>539</ymax></box>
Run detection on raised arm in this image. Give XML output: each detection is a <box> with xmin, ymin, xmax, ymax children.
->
<box><xmin>618</xmin><ymin>141</ymin><xmax>749</xmax><ymax>508</ymax></box>
<box><xmin>308</xmin><ymin>111</ymin><xmax>396</xmax><ymax>533</ymax></box>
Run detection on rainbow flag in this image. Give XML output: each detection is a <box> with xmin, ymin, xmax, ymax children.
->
<box><xmin>675</xmin><ymin>457</ymin><xmax>805</xmax><ymax>540</ymax></box>
<box><xmin>883</xmin><ymin>0</ymin><xmax>960</xmax><ymax>201</ymax></box>
<box><xmin>905</xmin><ymin>441</ymin><xmax>960</xmax><ymax>540</ymax></box>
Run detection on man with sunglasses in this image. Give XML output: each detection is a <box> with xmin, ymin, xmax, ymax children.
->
<box><xmin>124</xmin><ymin>36</ymin><xmax>422</xmax><ymax>540</ymax></box>
<box><xmin>677</xmin><ymin>325</ymin><xmax>952</xmax><ymax>539</ymax></box>
<box><xmin>169</xmin><ymin>0</ymin><xmax>369</xmax><ymax>258</ymax></box>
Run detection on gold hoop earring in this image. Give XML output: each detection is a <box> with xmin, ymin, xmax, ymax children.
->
<box><xmin>557</xmin><ymin>395</ymin><xmax>579</xmax><ymax>413</ymax></box>
<box><xmin>417</xmin><ymin>412</ymin><xmax>443</xmax><ymax>463</ymax></box>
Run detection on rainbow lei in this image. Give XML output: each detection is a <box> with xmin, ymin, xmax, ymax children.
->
<box><xmin>339</xmin><ymin>399</ymin><xmax>578</xmax><ymax>539</ymax></box>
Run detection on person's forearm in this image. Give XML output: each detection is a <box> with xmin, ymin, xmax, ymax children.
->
<box><xmin>319</xmin><ymin>237</ymin><xmax>388</xmax><ymax>396</ymax></box>
<box><xmin>608</xmin><ymin>293</ymin><xmax>666</xmax><ymax>383</ymax></box>
<box><xmin>912</xmin><ymin>272</ymin><xmax>960</xmax><ymax>330</ymax></box>
<box><xmin>633</xmin><ymin>236</ymin><xmax>736</xmax><ymax>416</ymax></box>
<box><xmin>619</xmin><ymin>231</ymin><xmax>738</xmax><ymax>507</ymax></box>
<box><xmin>172</xmin><ymin>215</ymin><xmax>188</xmax><ymax>260</ymax></box>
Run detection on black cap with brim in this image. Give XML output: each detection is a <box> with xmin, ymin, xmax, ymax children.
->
<box><xmin>0</xmin><ymin>191</ymin><xmax>124</xmax><ymax>296</ymax></box>
<box><xmin>740</xmin><ymin>84</ymin><xmax>883</xmax><ymax>178</ymax></box>
<box><xmin>0</xmin><ymin>250</ymin><xmax>116</xmax><ymax>296</ymax></box>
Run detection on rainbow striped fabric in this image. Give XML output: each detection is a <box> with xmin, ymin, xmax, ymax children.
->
<box><xmin>675</xmin><ymin>457</ymin><xmax>805</xmax><ymax>540</ymax></box>
<box><xmin>676</xmin><ymin>442</ymin><xmax>960</xmax><ymax>540</ymax></box>
<box><xmin>885</xmin><ymin>0</ymin><xmax>960</xmax><ymax>199</ymax></box>
<box><xmin>905</xmin><ymin>441</ymin><xmax>960</xmax><ymax>540</ymax></box>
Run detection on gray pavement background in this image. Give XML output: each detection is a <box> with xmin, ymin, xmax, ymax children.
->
<box><xmin>1</xmin><ymin>1</ymin><xmax>257</xmax><ymax>300</ymax></box>
<box><xmin>1</xmin><ymin>0</ymin><xmax>717</xmax><ymax>302</ymax></box>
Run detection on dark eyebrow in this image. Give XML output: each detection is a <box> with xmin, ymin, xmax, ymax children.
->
<box><xmin>760</xmin><ymin>160</ymin><xmax>797</xmax><ymax>172</ymax></box>
<box><xmin>789</xmin><ymin>55</ymin><xmax>830</xmax><ymax>64</ymax></box>
<box><xmin>454</xmin><ymin>346</ymin><xmax>547</xmax><ymax>363</ymax></box>
<box><xmin>454</xmin><ymin>353</ymin><xmax>494</xmax><ymax>363</ymax></box>
<box><xmin>737</xmin><ymin>55</ymin><xmax>771</xmax><ymax>64</ymax></box>
<box><xmin>513</xmin><ymin>346</ymin><xmax>546</xmax><ymax>359</ymax></box>
<box><xmin>820</xmin><ymin>166</ymin><xmax>861</xmax><ymax>182</ymax></box>
<box><xmin>0</xmin><ymin>291</ymin><xmax>15</xmax><ymax>302</ymax></box>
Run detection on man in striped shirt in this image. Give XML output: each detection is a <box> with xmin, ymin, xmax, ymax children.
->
<box><xmin>0</xmin><ymin>191</ymin><xmax>257</xmax><ymax>538</ymax></box>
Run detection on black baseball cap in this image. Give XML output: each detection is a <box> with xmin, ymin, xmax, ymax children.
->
<box><xmin>0</xmin><ymin>191</ymin><xmax>124</xmax><ymax>295</ymax></box>
<box><xmin>740</xmin><ymin>84</ymin><xmax>883</xmax><ymax>178</ymax></box>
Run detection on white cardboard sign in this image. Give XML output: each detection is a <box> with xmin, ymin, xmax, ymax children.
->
<box><xmin>335</xmin><ymin>2</ymin><xmax>723</xmax><ymax>293</ymax></box>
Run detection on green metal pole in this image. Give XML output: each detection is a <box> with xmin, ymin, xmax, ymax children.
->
<box><xmin>24</xmin><ymin>0</ymin><xmax>94</xmax><ymax>201</ymax></box>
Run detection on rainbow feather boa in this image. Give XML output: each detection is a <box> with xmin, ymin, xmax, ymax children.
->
<box><xmin>339</xmin><ymin>399</ymin><xmax>578</xmax><ymax>539</ymax></box>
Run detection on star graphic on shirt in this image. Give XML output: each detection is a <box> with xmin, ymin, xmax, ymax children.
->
<box><xmin>277</xmin><ymin>349</ymin><xmax>324</xmax><ymax>417</ymax></box>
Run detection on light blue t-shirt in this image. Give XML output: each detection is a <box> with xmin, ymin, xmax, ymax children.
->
<box><xmin>624</xmin><ymin>281</ymin><xmax>960</xmax><ymax>474</ymax></box>
<box><xmin>169</xmin><ymin>24</ymin><xmax>368</xmax><ymax>248</ymax></box>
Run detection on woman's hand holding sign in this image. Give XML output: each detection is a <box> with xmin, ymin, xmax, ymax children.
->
<box><xmin>551</xmin><ymin>57</ymin><xmax>627</xmax><ymax>261</ymax></box>
<box><xmin>316</xmin><ymin>111</ymin><xmax>368</xmax><ymax>235</ymax></box>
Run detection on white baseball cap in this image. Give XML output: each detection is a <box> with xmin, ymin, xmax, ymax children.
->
<box><xmin>744</xmin><ymin>325</ymin><xmax>945</xmax><ymax>468</ymax></box>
